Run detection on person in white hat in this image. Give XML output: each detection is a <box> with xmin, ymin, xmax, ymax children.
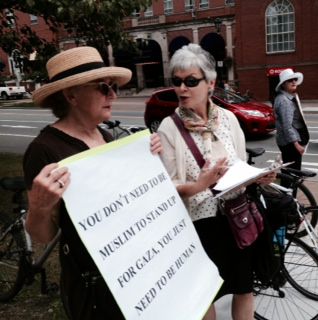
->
<box><xmin>23</xmin><ymin>46</ymin><xmax>162</xmax><ymax>319</ymax></box>
<box><xmin>274</xmin><ymin>68</ymin><xmax>309</xmax><ymax>185</ymax></box>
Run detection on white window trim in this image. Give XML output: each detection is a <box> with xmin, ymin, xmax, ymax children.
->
<box><xmin>164</xmin><ymin>0</ymin><xmax>173</xmax><ymax>15</ymax></box>
<box><xmin>185</xmin><ymin>0</ymin><xmax>195</xmax><ymax>11</ymax></box>
<box><xmin>199</xmin><ymin>0</ymin><xmax>209</xmax><ymax>9</ymax></box>
<box><xmin>30</xmin><ymin>14</ymin><xmax>38</xmax><ymax>24</ymax></box>
<box><xmin>265</xmin><ymin>0</ymin><xmax>295</xmax><ymax>54</ymax></box>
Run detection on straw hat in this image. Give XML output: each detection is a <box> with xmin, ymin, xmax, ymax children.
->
<box><xmin>275</xmin><ymin>68</ymin><xmax>303</xmax><ymax>92</ymax></box>
<box><xmin>32</xmin><ymin>46</ymin><xmax>132</xmax><ymax>106</ymax></box>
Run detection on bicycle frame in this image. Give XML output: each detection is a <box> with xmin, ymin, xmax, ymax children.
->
<box><xmin>31</xmin><ymin>229</ymin><xmax>61</xmax><ymax>269</ymax></box>
<box><xmin>269</xmin><ymin>182</ymin><xmax>318</xmax><ymax>250</ymax></box>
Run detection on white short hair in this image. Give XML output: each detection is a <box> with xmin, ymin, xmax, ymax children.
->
<box><xmin>169</xmin><ymin>43</ymin><xmax>217</xmax><ymax>81</ymax></box>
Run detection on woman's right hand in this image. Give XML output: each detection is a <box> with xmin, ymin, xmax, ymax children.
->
<box><xmin>294</xmin><ymin>141</ymin><xmax>305</xmax><ymax>155</ymax></box>
<box><xmin>197</xmin><ymin>157</ymin><xmax>229</xmax><ymax>191</ymax></box>
<box><xmin>26</xmin><ymin>163</ymin><xmax>70</xmax><ymax>243</ymax></box>
<box><xmin>28</xmin><ymin>163</ymin><xmax>70</xmax><ymax>212</ymax></box>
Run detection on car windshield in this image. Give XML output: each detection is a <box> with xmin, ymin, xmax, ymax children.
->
<box><xmin>214</xmin><ymin>88</ymin><xmax>248</xmax><ymax>104</ymax></box>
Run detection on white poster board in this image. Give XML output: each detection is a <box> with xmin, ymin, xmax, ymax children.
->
<box><xmin>60</xmin><ymin>130</ymin><xmax>223</xmax><ymax>320</ymax></box>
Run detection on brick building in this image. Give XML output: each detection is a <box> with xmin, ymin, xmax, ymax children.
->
<box><xmin>235</xmin><ymin>0</ymin><xmax>318</xmax><ymax>101</ymax></box>
<box><xmin>121</xmin><ymin>0</ymin><xmax>236</xmax><ymax>90</ymax></box>
<box><xmin>121</xmin><ymin>0</ymin><xmax>317</xmax><ymax>100</ymax></box>
<box><xmin>0</xmin><ymin>11</ymin><xmax>55</xmax><ymax>89</ymax></box>
<box><xmin>1</xmin><ymin>0</ymin><xmax>317</xmax><ymax>100</ymax></box>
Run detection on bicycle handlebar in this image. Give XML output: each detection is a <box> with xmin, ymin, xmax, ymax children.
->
<box><xmin>281</xmin><ymin>167</ymin><xmax>317</xmax><ymax>179</ymax></box>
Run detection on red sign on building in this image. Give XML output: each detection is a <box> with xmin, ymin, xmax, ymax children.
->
<box><xmin>266</xmin><ymin>67</ymin><xmax>294</xmax><ymax>77</ymax></box>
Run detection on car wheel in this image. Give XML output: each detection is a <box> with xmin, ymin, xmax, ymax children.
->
<box><xmin>149</xmin><ymin>120</ymin><xmax>161</xmax><ymax>133</ymax></box>
<box><xmin>1</xmin><ymin>92</ymin><xmax>8</xmax><ymax>100</ymax></box>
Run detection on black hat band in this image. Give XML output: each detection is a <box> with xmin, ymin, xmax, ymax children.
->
<box><xmin>49</xmin><ymin>62</ymin><xmax>105</xmax><ymax>83</ymax></box>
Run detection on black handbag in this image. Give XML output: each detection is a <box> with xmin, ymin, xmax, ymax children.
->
<box><xmin>257</xmin><ymin>184</ymin><xmax>300</xmax><ymax>229</ymax></box>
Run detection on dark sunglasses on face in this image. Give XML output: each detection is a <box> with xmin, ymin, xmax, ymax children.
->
<box><xmin>84</xmin><ymin>82</ymin><xmax>118</xmax><ymax>96</ymax></box>
<box><xmin>286</xmin><ymin>78</ymin><xmax>298</xmax><ymax>83</ymax></box>
<box><xmin>171</xmin><ymin>76</ymin><xmax>206</xmax><ymax>87</ymax></box>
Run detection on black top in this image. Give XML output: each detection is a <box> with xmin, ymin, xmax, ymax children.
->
<box><xmin>23</xmin><ymin>125</ymin><xmax>125</xmax><ymax>319</ymax></box>
<box><xmin>23</xmin><ymin>125</ymin><xmax>113</xmax><ymax>270</ymax></box>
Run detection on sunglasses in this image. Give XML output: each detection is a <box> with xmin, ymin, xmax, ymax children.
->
<box><xmin>83</xmin><ymin>82</ymin><xmax>118</xmax><ymax>96</ymax></box>
<box><xmin>286</xmin><ymin>78</ymin><xmax>298</xmax><ymax>83</ymax></box>
<box><xmin>171</xmin><ymin>76</ymin><xmax>205</xmax><ymax>87</ymax></box>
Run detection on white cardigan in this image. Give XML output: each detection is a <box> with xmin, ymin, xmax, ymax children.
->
<box><xmin>158</xmin><ymin>107</ymin><xmax>246</xmax><ymax>195</ymax></box>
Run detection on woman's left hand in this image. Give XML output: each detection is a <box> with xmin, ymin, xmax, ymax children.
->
<box><xmin>256</xmin><ymin>171</ymin><xmax>276</xmax><ymax>185</ymax></box>
<box><xmin>150</xmin><ymin>133</ymin><xmax>163</xmax><ymax>154</ymax></box>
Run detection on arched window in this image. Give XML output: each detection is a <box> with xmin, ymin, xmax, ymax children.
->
<box><xmin>266</xmin><ymin>0</ymin><xmax>295</xmax><ymax>53</ymax></box>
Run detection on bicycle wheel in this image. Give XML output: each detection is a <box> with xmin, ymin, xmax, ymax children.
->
<box><xmin>283</xmin><ymin>235</ymin><xmax>318</xmax><ymax>300</ymax></box>
<box><xmin>0</xmin><ymin>221</ymin><xmax>26</xmax><ymax>302</ymax></box>
<box><xmin>254</xmin><ymin>236</ymin><xmax>318</xmax><ymax>320</ymax></box>
<box><xmin>254</xmin><ymin>282</ymin><xmax>318</xmax><ymax>320</ymax></box>
<box><xmin>277</xmin><ymin>172</ymin><xmax>318</xmax><ymax>237</ymax></box>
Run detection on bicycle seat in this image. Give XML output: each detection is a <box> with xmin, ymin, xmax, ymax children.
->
<box><xmin>103</xmin><ymin>120</ymin><xmax>120</xmax><ymax>129</ymax></box>
<box><xmin>281</xmin><ymin>167</ymin><xmax>317</xmax><ymax>178</ymax></box>
<box><xmin>0</xmin><ymin>177</ymin><xmax>26</xmax><ymax>191</ymax></box>
<box><xmin>246</xmin><ymin>147</ymin><xmax>265</xmax><ymax>158</ymax></box>
<box><xmin>129</xmin><ymin>126</ymin><xmax>146</xmax><ymax>133</ymax></box>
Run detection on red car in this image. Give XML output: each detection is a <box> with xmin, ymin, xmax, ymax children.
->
<box><xmin>144</xmin><ymin>87</ymin><xmax>275</xmax><ymax>137</ymax></box>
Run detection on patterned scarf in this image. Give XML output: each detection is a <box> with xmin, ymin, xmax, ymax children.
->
<box><xmin>178</xmin><ymin>100</ymin><xmax>219</xmax><ymax>162</ymax></box>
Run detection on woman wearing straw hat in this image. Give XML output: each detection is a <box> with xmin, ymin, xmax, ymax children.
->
<box><xmin>274</xmin><ymin>68</ymin><xmax>309</xmax><ymax>184</ymax></box>
<box><xmin>23</xmin><ymin>46</ymin><xmax>162</xmax><ymax>319</ymax></box>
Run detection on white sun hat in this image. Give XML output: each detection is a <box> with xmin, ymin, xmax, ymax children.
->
<box><xmin>275</xmin><ymin>68</ymin><xmax>303</xmax><ymax>92</ymax></box>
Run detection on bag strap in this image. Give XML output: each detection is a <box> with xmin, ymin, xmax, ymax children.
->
<box><xmin>170</xmin><ymin>112</ymin><xmax>205</xmax><ymax>168</ymax></box>
<box><xmin>171</xmin><ymin>113</ymin><xmax>219</xmax><ymax>195</ymax></box>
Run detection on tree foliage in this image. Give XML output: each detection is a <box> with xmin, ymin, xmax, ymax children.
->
<box><xmin>0</xmin><ymin>0</ymin><xmax>151</xmax><ymax>78</ymax></box>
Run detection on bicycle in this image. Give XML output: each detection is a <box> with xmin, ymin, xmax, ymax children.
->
<box><xmin>103</xmin><ymin>120</ymin><xmax>145</xmax><ymax>139</ymax></box>
<box><xmin>245</xmin><ymin>148</ymin><xmax>318</xmax><ymax>320</ymax></box>
<box><xmin>0</xmin><ymin>176</ymin><xmax>60</xmax><ymax>302</ymax></box>
<box><xmin>253</xmin><ymin>186</ymin><xmax>318</xmax><ymax>320</ymax></box>
<box><xmin>247</xmin><ymin>147</ymin><xmax>318</xmax><ymax>237</ymax></box>
<box><xmin>277</xmin><ymin>167</ymin><xmax>318</xmax><ymax>238</ymax></box>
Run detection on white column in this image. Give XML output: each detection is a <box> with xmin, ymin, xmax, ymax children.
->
<box><xmin>224</xmin><ymin>21</ymin><xmax>234</xmax><ymax>81</ymax></box>
<box><xmin>193</xmin><ymin>28</ymin><xmax>199</xmax><ymax>44</ymax></box>
<box><xmin>161</xmin><ymin>33</ymin><xmax>170</xmax><ymax>86</ymax></box>
<box><xmin>107</xmin><ymin>44</ymin><xmax>115</xmax><ymax>66</ymax></box>
<box><xmin>152</xmin><ymin>31</ymin><xmax>170</xmax><ymax>86</ymax></box>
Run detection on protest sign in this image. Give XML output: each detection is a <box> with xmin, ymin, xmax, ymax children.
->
<box><xmin>60</xmin><ymin>130</ymin><xmax>223</xmax><ymax>320</ymax></box>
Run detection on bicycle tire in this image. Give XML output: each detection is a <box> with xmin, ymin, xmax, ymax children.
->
<box><xmin>0</xmin><ymin>219</ymin><xmax>26</xmax><ymax>302</ymax></box>
<box><xmin>254</xmin><ymin>235</ymin><xmax>318</xmax><ymax>320</ymax></box>
<box><xmin>283</xmin><ymin>235</ymin><xmax>318</xmax><ymax>300</ymax></box>
<box><xmin>277</xmin><ymin>172</ymin><xmax>318</xmax><ymax>237</ymax></box>
<box><xmin>254</xmin><ymin>281</ymin><xmax>318</xmax><ymax>320</ymax></box>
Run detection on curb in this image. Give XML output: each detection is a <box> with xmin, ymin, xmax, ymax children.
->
<box><xmin>303</xmin><ymin>109</ymin><xmax>318</xmax><ymax>114</ymax></box>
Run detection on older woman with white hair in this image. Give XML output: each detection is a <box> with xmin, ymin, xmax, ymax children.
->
<box><xmin>24</xmin><ymin>46</ymin><xmax>162</xmax><ymax>319</ymax></box>
<box><xmin>157</xmin><ymin>43</ymin><xmax>274</xmax><ymax>320</ymax></box>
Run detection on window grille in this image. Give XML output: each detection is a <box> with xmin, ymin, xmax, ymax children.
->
<box><xmin>185</xmin><ymin>0</ymin><xmax>195</xmax><ymax>11</ymax></box>
<box><xmin>164</xmin><ymin>0</ymin><xmax>173</xmax><ymax>15</ymax></box>
<box><xmin>266</xmin><ymin>0</ymin><xmax>295</xmax><ymax>53</ymax></box>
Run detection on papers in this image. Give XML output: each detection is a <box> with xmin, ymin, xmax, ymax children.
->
<box><xmin>212</xmin><ymin>159</ymin><xmax>291</xmax><ymax>198</ymax></box>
